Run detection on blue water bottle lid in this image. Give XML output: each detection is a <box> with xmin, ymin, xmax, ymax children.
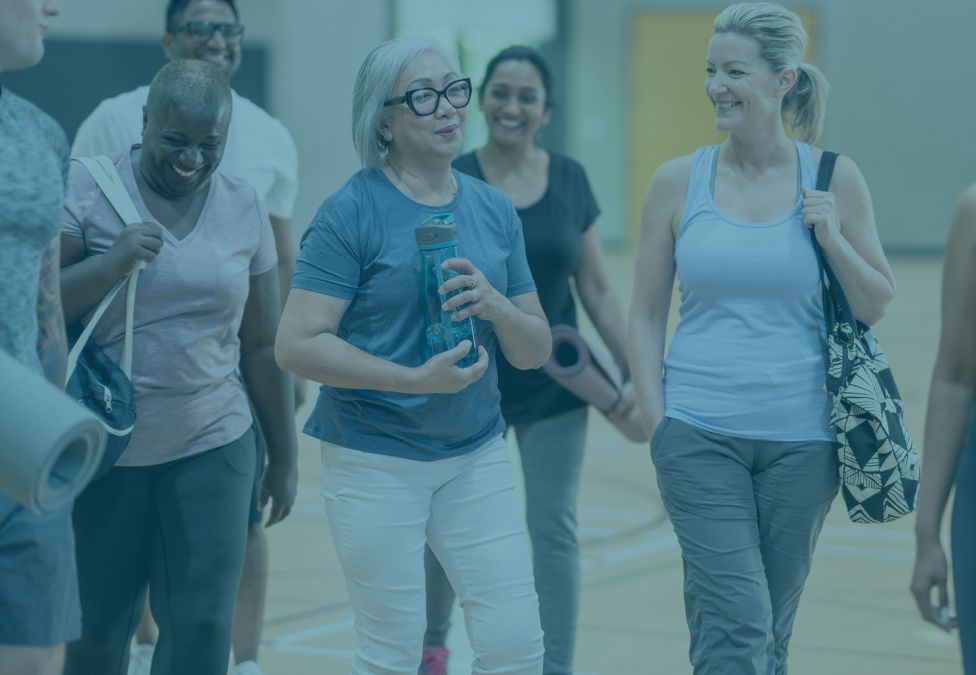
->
<box><xmin>415</xmin><ymin>213</ymin><xmax>457</xmax><ymax>249</ymax></box>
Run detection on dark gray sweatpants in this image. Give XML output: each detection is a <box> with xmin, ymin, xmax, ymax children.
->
<box><xmin>64</xmin><ymin>428</ymin><xmax>256</xmax><ymax>675</ymax></box>
<box><xmin>651</xmin><ymin>417</ymin><xmax>838</xmax><ymax>675</ymax></box>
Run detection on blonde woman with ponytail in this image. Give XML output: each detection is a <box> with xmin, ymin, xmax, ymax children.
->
<box><xmin>628</xmin><ymin>2</ymin><xmax>895</xmax><ymax>672</ymax></box>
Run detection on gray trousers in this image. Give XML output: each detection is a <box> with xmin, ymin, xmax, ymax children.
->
<box><xmin>64</xmin><ymin>428</ymin><xmax>256</xmax><ymax>675</ymax></box>
<box><xmin>424</xmin><ymin>406</ymin><xmax>587</xmax><ymax>675</ymax></box>
<box><xmin>652</xmin><ymin>417</ymin><xmax>838</xmax><ymax>675</ymax></box>
<box><xmin>953</xmin><ymin>416</ymin><xmax>976</xmax><ymax>674</ymax></box>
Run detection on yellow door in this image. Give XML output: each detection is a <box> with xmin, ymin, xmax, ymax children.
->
<box><xmin>629</xmin><ymin>10</ymin><xmax>817</xmax><ymax>241</ymax></box>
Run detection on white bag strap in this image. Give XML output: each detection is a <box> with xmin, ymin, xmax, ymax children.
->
<box><xmin>66</xmin><ymin>156</ymin><xmax>144</xmax><ymax>380</ymax></box>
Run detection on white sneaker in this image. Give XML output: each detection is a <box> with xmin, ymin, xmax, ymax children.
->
<box><xmin>232</xmin><ymin>660</ymin><xmax>267</xmax><ymax>675</ymax></box>
<box><xmin>127</xmin><ymin>643</ymin><xmax>154</xmax><ymax>675</ymax></box>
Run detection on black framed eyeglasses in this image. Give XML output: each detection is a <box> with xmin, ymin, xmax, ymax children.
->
<box><xmin>383</xmin><ymin>78</ymin><xmax>472</xmax><ymax>116</ymax></box>
<box><xmin>173</xmin><ymin>20</ymin><xmax>245</xmax><ymax>42</ymax></box>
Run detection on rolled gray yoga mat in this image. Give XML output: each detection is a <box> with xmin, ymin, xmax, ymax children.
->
<box><xmin>0</xmin><ymin>348</ymin><xmax>106</xmax><ymax>513</ymax></box>
<box><xmin>543</xmin><ymin>324</ymin><xmax>649</xmax><ymax>443</ymax></box>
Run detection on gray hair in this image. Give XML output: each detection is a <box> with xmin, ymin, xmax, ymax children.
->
<box><xmin>352</xmin><ymin>37</ymin><xmax>461</xmax><ymax>169</ymax></box>
<box><xmin>713</xmin><ymin>2</ymin><xmax>828</xmax><ymax>143</ymax></box>
<box><xmin>146</xmin><ymin>58</ymin><xmax>232</xmax><ymax>121</ymax></box>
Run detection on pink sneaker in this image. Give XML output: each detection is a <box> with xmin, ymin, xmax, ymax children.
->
<box><xmin>419</xmin><ymin>645</ymin><xmax>449</xmax><ymax>675</ymax></box>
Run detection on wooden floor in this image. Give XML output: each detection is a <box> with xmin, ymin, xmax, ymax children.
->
<box><xmin>255</xmin><ymin>255</ymin><xmax>963</xmax><ymax>674</ymax></box>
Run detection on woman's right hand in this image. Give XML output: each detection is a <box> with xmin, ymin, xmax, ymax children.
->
<box><xmin>105</xmin><ymin>222</ymin><xmax>164</xmax><ymax>275</ymax></box>
<box><xmin>411</xmin><ymin>341</ymin><xmax>489</xmax><ymax>394</ymax></box>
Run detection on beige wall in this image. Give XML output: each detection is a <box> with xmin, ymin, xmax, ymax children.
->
<box><xmin>54</xmin><ymin>0</ymin><xmax>392</xmax><ymax>242</ymax></box>
<box><xmin>567</xmin><ymin>0</ymin><xmax>976</xmax><ymax>252</ymax></box>
<box><xmin>51</xmin><ymin>1</ymin><xmax>976</xmax><ymax>252</ymax></box>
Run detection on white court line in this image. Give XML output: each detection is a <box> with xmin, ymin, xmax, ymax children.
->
<box><xmin>601</xmin><ymin>532</ymin><xmax>679</xmax><ymax>563</ymax></box>
<box><xmin>273</xmin><ymin>617</ymin><xmax>354</xmax><ymax>645</ymax></box>
<box><xmin>578</xmin><ymin>524</ymin><xmax>624</xmax><ymax>538</ymax></box>
<box><xmin>579</xmin><ymin>505</ymin><xmax>652</xmax><ymax>521</ymax></box>
<box><xmin>267</xmin><ymin>519</ymin><xmax>915</xmax><ymax>660</ymax></box>
<box><xmin>273</xmin><ymin>644</ymin><xmax>356</xmax><ymax>658</ymax></box>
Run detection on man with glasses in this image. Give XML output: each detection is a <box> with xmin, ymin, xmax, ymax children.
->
<box><xmin>72</xmin><ymin>3</ymin><xmax>297</xmax><ymax>675</ymax></box>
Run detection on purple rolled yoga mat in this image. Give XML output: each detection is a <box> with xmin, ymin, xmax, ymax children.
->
<box><xmin>543</xmin><ymin>325</ymin><xmax>649</xmax><ymax>443</ymax></box>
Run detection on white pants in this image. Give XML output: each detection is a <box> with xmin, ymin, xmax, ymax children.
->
<box><xmin>321</xmin><ymin>436</ymin><xmax>544</xmax><ymax>675</ymax></box>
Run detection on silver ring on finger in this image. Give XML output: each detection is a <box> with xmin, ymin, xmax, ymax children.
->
<box><xmin>471</xmin><ymin>290</ymin><xmax>479</xmax><ymax>303</ymax></box>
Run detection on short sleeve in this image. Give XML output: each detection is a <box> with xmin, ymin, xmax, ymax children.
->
<box><xmin>263</xmin><ymin>123</ymin><xmax>299</xmax><ymax>220</ymax></box>
<box><xmin>61</xmin><ymin>159</ymin><xmax>100</xmax><ymax>239</ymax></box>
<box><xmin>505</xmin><ymin>205</ymin><xmax>536</xmax><ymax>297</ymax></box>
<box><xmin>292</xmin><ymin>201</ymin><xmax>362</xmax><ymax>300</ymax></box>
<box><xmin>250</xmin><ymin>194</ymin><xmax>278</xmax><ymax>276</ymax></box>
<box><xmin>575</xmin><ymin>161</ymin><xmax>601</xmax><ymax>233</ymax></box>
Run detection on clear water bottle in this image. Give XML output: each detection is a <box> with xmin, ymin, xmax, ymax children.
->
<box><xmin>416</xmin><ymin>214</ymin><xmax>478</xmax><ymax>368</ymax></box>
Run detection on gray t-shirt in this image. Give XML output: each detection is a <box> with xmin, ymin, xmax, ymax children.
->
<box><xmin>62</xmin><ymin>150</ymin><xmax>278</xmax><ymax>466</ymax></box>
<box><xmin>0</xmin><ymin>87</ymin><xmax>69</xmax><ymax>373</ymax></box>
<box><xmin>293</xmin><ymin>168</ymin><xmax>536</xmax><ymax>461</ymax></box>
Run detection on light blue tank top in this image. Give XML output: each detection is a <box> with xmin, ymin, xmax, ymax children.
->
<box><xmin>663</xmin><ymin>141</ymin><xmax>833</xmax><ymax>442</ymax></box>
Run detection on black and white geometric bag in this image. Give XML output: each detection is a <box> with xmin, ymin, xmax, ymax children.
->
<box><xmin>812</xmin><ymin>152</ymin><xmax>920</xmax><ymax>524</ymax></box>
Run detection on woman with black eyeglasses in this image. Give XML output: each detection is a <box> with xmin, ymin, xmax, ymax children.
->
<box><xmin>274</xmin><ymin>37</ymin><xmax>549</xmax><ymax>675</ymax></box>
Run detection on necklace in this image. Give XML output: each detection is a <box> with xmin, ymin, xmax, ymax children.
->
<box><xmin>387</xmin><ymin>163</ymin><xmax>456</xmax><ymax>204</ymax></box>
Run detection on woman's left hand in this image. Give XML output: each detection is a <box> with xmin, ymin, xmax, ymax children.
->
<box><xmin>801</xmin><ymin>187</ymin><xmax>842</xmax><ymax>248</ymax></box>
<box><xmin>440</xmin><ymin>258</ymin><xmax>506</xmax><ymax>323</ymax></box>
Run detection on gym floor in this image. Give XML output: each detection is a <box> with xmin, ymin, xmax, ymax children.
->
<box><xmin>256</xmin><ymin>255</ymin><xmax>962</xmax><ymax>674</ymax></box>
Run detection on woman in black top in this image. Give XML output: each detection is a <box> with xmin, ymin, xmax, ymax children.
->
<box><xmin>421</xmin><ymin>46</ymin><xmax>632</xmax><ymax>675</ymax></box>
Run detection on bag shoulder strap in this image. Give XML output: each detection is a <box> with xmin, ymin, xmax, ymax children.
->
<box><xmin>816</xmin><ymin>151</ymin><xmax>839</xmax><ymax>191</ymax></box>
<box><xmin>74</xmin><ymin>156</ymin><xmax>143</xmax><ymax>225</ymax></box>
<box><xmin>66</xmin><ymin>156</ymin><xmax>141</xmax><ymax>379</ymax></box>
<box><xmin>810</xmin><ymin>151</ymin><xmax>858</xmax><ymax>330</ymax></box>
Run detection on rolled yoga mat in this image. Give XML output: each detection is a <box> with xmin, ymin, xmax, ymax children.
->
<box><xmin>543</xmin><ymin>324</ymin><xmax>649</xmax><ymax>443</ymax></box>
<box><xmin>0</xmin><ymin>348</ymin><xmax>106</xmax><ymax>514</ymax></box>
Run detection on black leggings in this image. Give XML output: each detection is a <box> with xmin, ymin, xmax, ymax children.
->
<box><xmin>64</xmin><ymin>428</ymin><xmax>256</xmax><ymax>675</ymax></box>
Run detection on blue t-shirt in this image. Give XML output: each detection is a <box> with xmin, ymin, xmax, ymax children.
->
<box><xmin>293</xmin><ymin>168</ymin><xmax>536</xmax><ymax>460</ymax></box>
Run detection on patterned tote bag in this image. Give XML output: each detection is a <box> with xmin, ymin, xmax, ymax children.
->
<box><xmin>812</xmin><ymin>151</ymin><xmax>920</xmax><ymax>523</ymax></box>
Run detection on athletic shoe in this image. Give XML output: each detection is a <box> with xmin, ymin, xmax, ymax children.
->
<box><xmin>232</xmin><ymin>660</ymin><xmax>267</xmax><ymax>675</ymax></box>
<box><xmin>127</xmin><ymin>643</ymin><xmax>154</xmax><ymax>675</ymax></box>
<box><xmin>418</xmin><ymin>645</ymin><xmax>449</xmax><ymax>675</ymax></box>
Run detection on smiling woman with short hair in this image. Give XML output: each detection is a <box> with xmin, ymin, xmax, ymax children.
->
<box><xmin>60</xmin><ymin>59</ymin><xmax>297</xmax><ymax>675</ymax></box>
